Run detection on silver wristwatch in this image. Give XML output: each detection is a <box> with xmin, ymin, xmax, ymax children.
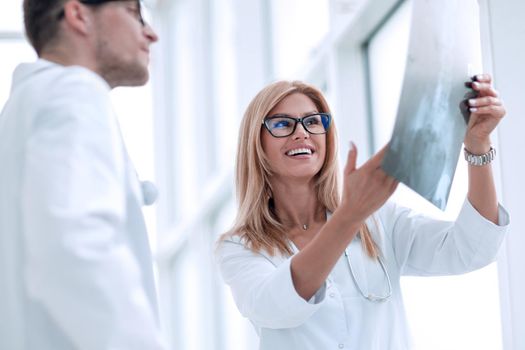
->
<box><xmin>464</xmin><ymin>147</ymin><xmax>496</xmax><ymax>166</ymax></box>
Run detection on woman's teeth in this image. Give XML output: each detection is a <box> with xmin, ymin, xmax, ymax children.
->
<box><xmin>286</xmin><ymin>148</ymin><xmax>312</xmax><ymax>156</ymax></box>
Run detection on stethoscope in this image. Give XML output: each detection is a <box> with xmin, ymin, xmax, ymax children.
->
<box><xmin>344</xmin><ymin>248</ymin><xmax>392</xmax><ymax>303</ymax></box>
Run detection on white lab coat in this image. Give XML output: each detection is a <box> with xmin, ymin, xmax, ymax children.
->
<box><xmin>0</xmin><ymin>60</ymin><xmax>165</xmax><ymax>349</ymax></box>
<box><xmin>216</xmin><ymin>199</ymin><xmax>509</xmax><ymax>350</ymax></box>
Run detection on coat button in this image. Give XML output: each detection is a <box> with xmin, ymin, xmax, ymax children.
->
<box><xmin>329</xmin><ymin>293</ymin><xmax>335</xmax><ymax>298</ymax></box>
<box><xmin>338</xmin><ymin>344</ymin><xmax>344</xmax><ymax>349</ymax></box>
<box><xmin>141</xmin><ymin>180</ymin><xmax>158</xmax><ymax>205</ymax></box>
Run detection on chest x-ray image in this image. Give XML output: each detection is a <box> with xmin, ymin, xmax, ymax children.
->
<box><xmin>382</xmin><ymin>0</ymin><xmax>482</xmax><ymax>210</ymax></box>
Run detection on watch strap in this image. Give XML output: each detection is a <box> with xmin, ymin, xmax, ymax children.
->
<box><xmin>464</xmin><ymin>147</ymin><xmax>496</xmax><ymax>166</ymax></box>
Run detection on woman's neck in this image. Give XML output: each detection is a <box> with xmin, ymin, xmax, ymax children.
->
<box><xmin>270</xmin><ymin>177</ymin><xmax>325</xmax><ymax>231</ymax></box>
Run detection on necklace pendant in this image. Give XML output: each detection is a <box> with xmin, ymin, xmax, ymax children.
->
<box><xmin>302</xmin><ymin>224</ymin><xmax>308</xmax><ymax>230</ymax></box>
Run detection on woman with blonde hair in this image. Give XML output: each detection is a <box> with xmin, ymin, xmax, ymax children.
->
<box><xmin>216</xmin><ymin>77</ymin><xmax>508</xmax><ymax>349</ymax></box>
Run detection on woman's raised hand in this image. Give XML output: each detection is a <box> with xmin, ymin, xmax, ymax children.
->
<box><xmin>340</xmin><ymin>143</ymin><xmax>398</xmax><ymax>225</ymax></box>
<box><xmin>289</xmin><ymin>143</ymin><xmax>397</xmax><ymax>301</ymax></box>
<box><xmin>465</xmin><ymin>74</ymin><xmax>506</xmax><ymax>154</ymax></box>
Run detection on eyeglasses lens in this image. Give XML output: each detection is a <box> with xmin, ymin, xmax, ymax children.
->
<box><xmin>303</xmin><ymin>114</ymin><xmax>328</xmax><ymax>134</ymax></box>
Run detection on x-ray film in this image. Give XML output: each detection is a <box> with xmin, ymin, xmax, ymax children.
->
<box><xmin>382</xmin><ymin>0</ymin><xmax>482</xmax><ymax>210</ymax></box>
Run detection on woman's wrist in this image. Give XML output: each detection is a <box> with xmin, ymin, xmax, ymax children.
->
<box><xmin>332</xmin><ymin>206</ymin><xmax>364</xmax><ymax>235</ymax></box>
<box><xmin>464</xmin><ymin>136</ymin><xmax>491</xmax><ymax>155</ymax></box>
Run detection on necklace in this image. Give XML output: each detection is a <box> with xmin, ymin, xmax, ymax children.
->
<box><xmin>302</xmin><ymin>224</ymin><xmax>308</xmax><ymax>230</ymax></box>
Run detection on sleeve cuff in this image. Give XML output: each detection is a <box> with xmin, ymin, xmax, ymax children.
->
<box><xmin>497</xmin><ymin>203</ymin><xmax>510</xmax><ymax>227</ymax></box>
<box><xmin>461</xmin><ymin>199</ymin><xmax>510</xmax><ymax>228</ymax></box>
<box><xmin>456</xmin><ymin>199</ymin><xmax>509</xmax><ymax>269</ymax></box>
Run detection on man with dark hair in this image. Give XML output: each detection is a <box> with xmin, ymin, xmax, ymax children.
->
<box><xmin>0</xmin><ymin>1</ymin><xmax>165</xmax><ymax>349</ymax></box>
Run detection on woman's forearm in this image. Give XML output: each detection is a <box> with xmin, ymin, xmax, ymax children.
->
<box><xmin>465</xmin><ymin>140</ymin><xmax>499</xmax><ymax>224</ymax></box>
<box><xmin>463</xmin><ymin>74</ymin><xmax>505</xmax><ymax>224</ymax></box>
<box><xmin>290</xmin><ymin>211</ymin><xmax>361</xmax><ymax>300</ymax></box>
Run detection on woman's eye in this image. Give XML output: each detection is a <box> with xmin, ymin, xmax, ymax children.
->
<box><xmin>305</xmin><ymin>117</ymin><xmax>320</xmax><ymax>126</ymax></box>
<box><xmin>273</xmin><ymin>120</ymin><xmax>290</xmax><ymax>128</ymax></box>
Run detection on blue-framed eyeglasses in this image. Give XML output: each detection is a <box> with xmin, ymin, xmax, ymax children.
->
<box><xmin>57</xmin><ymin>0</ymin><xmax>146</xmax><ymax>26</ymax></box>
<box><xmin>262</xmin><ymin>113</ymin><xmax>331</xmax><ymax>138</ymax></box>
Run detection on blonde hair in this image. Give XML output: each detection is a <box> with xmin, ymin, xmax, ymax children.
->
<box><xmin>223</xmin><ymin>80</ymin><xmax>377</xmax><ymax>258</ymax></box>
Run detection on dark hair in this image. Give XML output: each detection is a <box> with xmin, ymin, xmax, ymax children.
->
<box><xmin>23</xmin><ymin>0</ymin><xmax>67</xmax><ymax>55</ymax></box>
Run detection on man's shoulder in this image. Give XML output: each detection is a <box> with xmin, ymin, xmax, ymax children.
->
<box><xmin>49</xmin><ymin>67</ymin><xmax>109</xmax><ymax>101</ymax></box>
<box><xmin>56</xmin><ymin>65</ymin><xmax>109</xmax><ymax>93</ymax></box>
<box><xmin>13</xmin><ymin>60</ymin><xmax>110</xmax><ymax>102</ymax></box>
<box><xmin>1</xmin><ymin>61</ymin><xmax>116</xmax><ymax>133</ymax></box>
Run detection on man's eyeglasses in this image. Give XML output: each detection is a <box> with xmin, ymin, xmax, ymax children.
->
<box><xmin>57</xmin><ymin>0</ymin><xmax>146</xmax><ymax>26</ymax></box>
<box><xmin>262</xmin><ymin>113</ymin><xmax>331</xmax><ymax>138</ymax></box>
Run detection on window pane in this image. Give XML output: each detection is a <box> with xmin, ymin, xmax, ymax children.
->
<box><xmin>367</xmin><ymin>1</ymin><xmax>502</xmax><ymax>349</ymax></box>
<box><xmin>211</xmin><ymin>0</ymin><xmax>238</xmax><ymax>173</ymax></box>
<box><xmin>270</xmin><ymin>0</ymin><xmax>330</xmax><ymax>78</ymax></box>
<box><xmin>0</xmin><ymin>0</ymin><xmax>24</xmax><ymax>32</ymax></box>
<box><xmin>368</xmin><ymin>1</ymin><xmax>411</xmax><ymax>154</ymax></box>
<box><xmin>111</xmin><ymin>85</ymin><xmax>157</xmax><ymax>247</ymax></box>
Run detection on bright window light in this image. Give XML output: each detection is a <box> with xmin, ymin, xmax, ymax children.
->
<box><xmin>270</xmin><ymin>0</ymin><xmax>330</xmax><ymax>79</ymax></box>
<box><xmin>0</xmin><ymin>0</ymin><xmax>24</xmax><ymax>32</ymax></box>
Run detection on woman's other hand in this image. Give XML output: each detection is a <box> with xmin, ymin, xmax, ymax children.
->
<box><xmin>465</xmin><ymin>74</ymin><xmax>506</xmax><ymax>154</ymax></box>
<box><xmin>291</xmin><ymin>142</ymin><xmax>397</xmax><ymax>301</ymax></box>
<box><xmin>339</xmin><ymin>143</ymin><xmax>398</xmax><ymax>226</ymax></box>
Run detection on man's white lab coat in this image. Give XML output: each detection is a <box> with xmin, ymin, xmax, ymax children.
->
<box><xmin>0</xmin><ymin>60</ymin><xmax>165</xmax><ymax>349</ymax></box>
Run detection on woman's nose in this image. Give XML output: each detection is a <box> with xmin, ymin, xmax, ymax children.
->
<box><xmin>292</xmin><ymin>122</ymin><xmax>309</xmax><ymax>139</ymax></box>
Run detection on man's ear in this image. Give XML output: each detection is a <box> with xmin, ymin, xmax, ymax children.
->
<box><xmin>62</xmin><ymin>0</ymin><xmax>93</xmax><ymax>35</ymax></box>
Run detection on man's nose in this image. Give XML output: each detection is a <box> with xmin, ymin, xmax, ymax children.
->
<box><xmin>144</xmin><ymin>23</ymin><xmax>159</xmax><ymax>43</ymax></box>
